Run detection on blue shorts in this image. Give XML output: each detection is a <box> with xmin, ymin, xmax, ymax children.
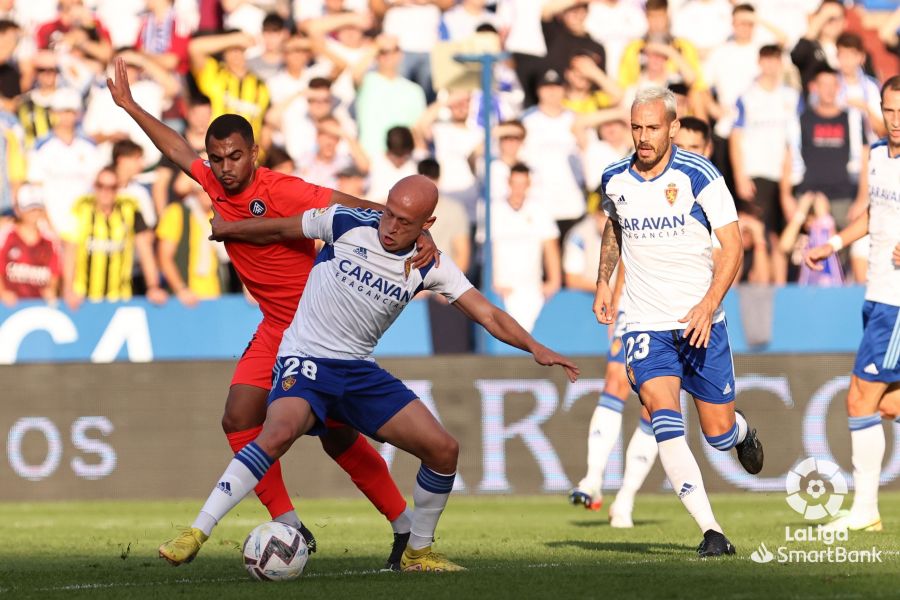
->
<box><xmin>623</xmin><ymin>321</ymin><xmax>736</xmax><ymax>404</ymax></box>
<box><xmin>267</xmin><ymin>356</ymin><xmax>418</xmax><ymax>439</ymax></box>
<box><xmin>853</xmin><ymin>301</ymin><xmax>900</xmax><ymax>383</ymax></box>
<box><xmin>607</xmin><ymin>311</ymin><xmax>626</xmax><ymax>365</ymax></box>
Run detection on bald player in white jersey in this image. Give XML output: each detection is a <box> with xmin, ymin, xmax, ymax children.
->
<box><xmin>807</xmin><ymin>76</ymin><xmax>900</xmax><ymax>533</ymax></box>
<box><xmin>595</xmin><ymin>88</ymin><xmax>764</xmax><ymax>557</ymax></box>
<box><xmin>159</xmin><ymin>175</ymin><xmax>579</xmax><ymax>572</ymax></box>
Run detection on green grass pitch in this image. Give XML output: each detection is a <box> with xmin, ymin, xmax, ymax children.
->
<box><xmin>1</xmin><ymin>493</ymin><xmax>898</xmax><ymax>599</ymax></box>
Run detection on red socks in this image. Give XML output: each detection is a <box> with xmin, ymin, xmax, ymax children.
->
<box><xmin>334</xmin><ymin>433</ymin><xmax>407</xmax><ymax>522</ymax></box>
<box><xmin>226</xmin><ymin>426</ymin><xmax>294</xmax><ymax>519</ymax></box>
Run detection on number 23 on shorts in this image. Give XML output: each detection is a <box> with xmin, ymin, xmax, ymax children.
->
<box><xmin>625</xmin><ymin>333</ymin><xmax>650</xmax><ymax>365</ymax></box>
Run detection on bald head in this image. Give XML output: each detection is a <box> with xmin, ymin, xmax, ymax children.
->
<box><xmin>379</xmin><ymin>175</ymin><xmax>439</xmax><ymax>252</ymax></box>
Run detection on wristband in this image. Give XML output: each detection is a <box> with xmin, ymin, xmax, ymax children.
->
<box><xmin>827</xmin><ymin>235</ymin><xmax>844</xmax><ymax>252</ymax></box>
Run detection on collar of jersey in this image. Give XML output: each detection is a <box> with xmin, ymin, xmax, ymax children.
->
<box><xmin>628</xmin><ymin>145</ymin><xmax>678</xmax><ymax>183</ymax></box>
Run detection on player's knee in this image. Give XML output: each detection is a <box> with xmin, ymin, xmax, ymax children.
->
<box><xmin>259</xmin><ymin>420</ymin><xmax>300</xmax><ymax>458</ymax></box>
<box><xmin>703</xmin><ymin>420</ymin><xmax>740</xmax><ymax>451</ymax></box>
<box><xmin>221</xmin><ymin>406</ymin><xmax>264</xmax><ymax>434</ymax></box>
<box><xmin>320</xmin><ymin>426</ymin><xmax>358</xmax><ymax>459</ymax></box>
<box><xmin>429</xmin><ymin>434</ymin><xmax>459</xmax><ymax>474</ymax></box>
<box><xmin>846</xmin><ymin>383</ymin><xmax>876</xmax><ymax>417</ymax></box>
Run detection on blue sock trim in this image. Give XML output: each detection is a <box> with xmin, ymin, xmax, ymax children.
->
<box><xmin>235</xmin><ymin>442</ymin><xmax>274</xmax><ymax>481</ymax></box>
<box><xmin>639</xmin><ymin>417</ymin><xmax>652</xmax><ymax>435</ymax></box>
<box><xmin>416</xmin><ymin>465</ymin><xmax>455</xmax><ymax>494</ymax></box>
<box><xmin>650</xmin><ymin>409</ymin><xmax>684</xmax><ymax>443</ymax></box>
<box><xmin>598</xmin><ymin>392</ymin><xmax>626</xmax><ymax>414</ymax></box>
<box><xmin>849</xmin><ymin>413</ymin><xmax>882</xmax><ymax>431</ymax></box>
<box><xmin>705</xmin><ymin>422</ymin><xmax>739</xmax><ymax>450</ymax></box>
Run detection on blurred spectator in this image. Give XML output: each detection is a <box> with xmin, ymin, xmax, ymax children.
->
<box><xmin>541</xmin><ymin>0</ymin><xmax>605</xmax><ymax>81</ymax></box>
<box><xmin>303</xmin><ymin>10</ymin><xmax>373</xmax><ymax>109</ymax></box>
<box><xmin>295</xmin><ymin>0</ymin><xmax>369</xmax><ymax>29</ymax></box>
<box><xmin>296</xmin><ymin>115</ymin><xmax>368</xmax><ymax>190</ymax></box>
<box><xmin>222</xmin><ymin>0</ymin><xmax>290</xmax><ymax>36</ymax></box>
<box><xmin>585</xmin><ymin>0</ymin><xmax>647</xmax><ymax>81</ymax></box>
<box><xmin>111</xmin><ymin>139</ymin><xmax>155</xmax><ymax>227</ymax></box>
<box><xmin>0</xmin><ymin>62</ymin><xmax>23</xmax><ymax>213</ymax></box>
<box><xmin>487</xmin><ymin>119</ymin><xmax>527</xmax><ymax>205</ymax></box>
<box><xmin>417</xmin><ymin>157</ymin><xmax>470</xmax><ymax>273</ymax></box>
<box><xmin>730</xmin><ymin>45</ymin><xmax>800</xmax><ymax>284</ymax></box>
<box><xmin>491</xmin><ymin>163</ymin><xmax>561</xmax><ymax>333</ymax></box>
<box><xmin>704</xmin><ymin>4</ymin><xmax>786</xmax><ymax>139</ymax></box>
<box><xmin>791</xmin><ymin>0</ymin><xmax>846</xmax><ymax>95</ymax></box>
<box><xmin>562</xmin><ymin>53</ymin><xmax>622</xmax><ymax>114</ymax></box>
<box><xmin>735</xmin><ymin>202</ymin><xmax>772</xmax><ymax>285</ymax></box>
<box><xmin>335</xmin><ymin>163</ymin><xmax>366</xmax><ymax>197</ymax></box>
<box><xmin>562</xmin><ymin>208</ymin><xmax>604</xmax><ymax>292</ymax></box>
<box><xmin>442</xmin><ymin>0</ymin><xmax>496</xmax><ymax>42</ymax></box>
<box><xmin>92</xmin><ymin>0</ymin><xmax>146</xmax><ymax>50</ymax></box>
<box><xmin>671</xmin><ymin>0</ymin><xmax>733</xmax><ymax>59</ymax></box>
<box><xmin>521</xmin><ymin>69</ymin><xmax>584</xmax><ymax>239</ymax></box>
<box><xmin>371</xmin><ymin>0</ymin><xmax>452</xmax><ymax>102</ymax></box>
<box><xmin>36</xmin><ymin>0</ymin><xmax>112</xmax><ymax>64</ymax></box>
<box><xmin>134</xmin><ymin>0</ymin><xmax>192</xmax><ymax>75</ymax></box>
<box><xmin>156</xmin><ymin>169</ymin><xmax>222</xmax><ymax>306</ymax></box>
<box><xmin>188</xmin><ymin>30</ymin><xmax>269</xmax><ymax>140</ymax></box>
<box><xmin>27</xmin><ymin>87</ymin><xmax>103</xmax><ymax>235</ymax></box>
<box><xmin>780</xmin><ymin>191</ymin><xmax>843</xmax><ymax>285</ymax></box>
<box><xmin>618</xmin><ymin>0</ymin><xmax>707</xmax><ymax>118</ymax></box>
<box><xmin>262</xmin><ymin>144</ymin><xmax>294</xmax><ymax>174</ymax></box>
<box><xmin>0</xmin><ymin>19</ymin><xmax>19</xmax><ymax>81</ymax></box>
<box><xmin>62</xmin><ymin>166</ymin><xmax>166</xmax><ymax>309</ymax></box>
<box><xmin>368</xmin><ymin>125</ymin><xmax>419</xmax><ymax>203</ymax></box>
<box><xmin>795</xmin><ymin>65</ymin><xmax>866</xmax><ymax>230</ymax></box>
<box><xmin>353</xmin><ymin>33</ymin><xmax>426</xmax><ymax>159</ymax></box>
<box><xmin>0</xmin><ymin>185</ymin><xmax>59</xmax><ymax>305</ymax></box>
<box><xmin>264</xmin><ymin>34</ymin><xmax>316</xmax><ymax>105</ymax></box>
<box><xmin>416</xmin><ymin>89</ymin><xmax>481</xmax><ymax>220</ymax></box>
<box><xmin>247</xmin><ymin>12</ymin><xmax>289</xmax><ymax>82</ymax></box>
<box><xmin>275</xmin><ymin>77</ymin><xmax>354</xmax><ymax>165</ymax></box>
<box><xmin>17</xmin><ymin>50</ymin><xmax>58</xmax><ymax>148</ymax></box>
<box><xmin>673</xmin><ymin>115</ymin><xmax>713</xmax><ymax>157</ymax></box>
<box><xmin>835</xmin><ymin>32</ymin><xmax>885</xmax><ymax>141</ymax></box>
<box><xmin>83</xmin><ymin>48</ymin><xmax>179</xmax><ymax>167</ymax></box>
<box><xmin>753</xmin><ymin>0</ymin><xmax>820</xmax><ymax>49</ymax></box>
<box><xmin>151</xmin><ymin>94</ymin><xmax>211</xmax><ymax>216</ymax></box>
<box><xmin>573</xmin><ymin>107</ymin><xmax>630</xmax><ymax>196</ymax></box>
<box><xmin>496</xmin><ymin>0</ymin><xmax>547</xmax><ymax>108</ymax></box>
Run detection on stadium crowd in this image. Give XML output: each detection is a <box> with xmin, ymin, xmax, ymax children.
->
<box><xmin>0</xmin><ymin>0</ymin><xmax>898</xmax><ymax>332</ymax></box>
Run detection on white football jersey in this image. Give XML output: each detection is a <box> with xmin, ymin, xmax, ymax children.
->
<box><xmin>279</xmin><ymin>206</ymin><xmax>474</xmax><ymax>360</ymax></box>
<box><xmin>864</xmin><ymin>140</ymin><xmax>900</xmax><ymax>307</ymax></box>
<box><xmin>601</xmin><ymin>146</ymin><xmax>738</xmax><ymax>331</ymax></box>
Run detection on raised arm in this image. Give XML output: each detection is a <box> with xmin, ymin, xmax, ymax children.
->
<box><xmin>106</xmin><ymin>58</ymin><xmax>200</xmax><ymax>175</ymax></box>
<box><xmin>453</xmin><ymin>287</ymin><xmax>580</xmax><ymax>382</ymax></box>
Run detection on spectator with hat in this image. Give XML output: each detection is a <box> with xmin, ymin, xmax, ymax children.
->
<box><xmin>0</xmin><ymin>185</ymin><xmax>60</xmax><ymax>306</ymax></box>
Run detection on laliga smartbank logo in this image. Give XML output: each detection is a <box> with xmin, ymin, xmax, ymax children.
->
<box><xmin>750</xmin><ymin>458</ymin><xmax>882</xmax><ymax>565</ymax></box>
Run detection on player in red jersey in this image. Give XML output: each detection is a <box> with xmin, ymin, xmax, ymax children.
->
<box><xmin>107</xmin><ymin>58</ymin><xmax>436</xmax><ymax>570</ymax></box>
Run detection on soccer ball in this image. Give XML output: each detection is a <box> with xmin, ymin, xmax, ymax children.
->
<box><xmin>242</xmin><ymin>521</ymin><xmax>309</xmax><ymax>581</ymax></box>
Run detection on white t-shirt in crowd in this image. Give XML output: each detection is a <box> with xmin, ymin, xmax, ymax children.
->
<box><xmin>583</xmin><ymin>134</ymin><xmax>630</xmax><ymax>194</ymax></box>
<box><xmin>733</xmin><ymin>81</ymin><xmax>801</xmax><ymax>181</ymax></box>
<box><xmin>491</xmin><ymin>195</ymin><xmax>560</xmax><ymax>290</ymax></box>
<box><xmin>441</xmin><ymin>4</ymin><xmax>497</xmax><ymax>41</ymax></box>
<box><xmin>563</xmin><ymin>213</ymin><xmax>603</xmax><ymax>283</ymax></box>
<box><xmin>383</xmin><ymin>5</ymin><xmax>441</xmax><ymax>53</ymax></box>
<box><xmin>671</xmin><ymin>0</ymin><xmax>733</xmax><ymax>55</ymax></box>
<box><xmin>431</xmin><ymin>121</ymin><xmax>482</xmax><ymax>219</ymax></box>
<box><xmin>293</xmin><ymin>0</ymin><xmax>368</xmax><ymax>22</ymax></box>
<box><xmin>703</xmin><ymin>41</ymin><xmax>761</xmax><ymax>138</ymax></box>
<box><xmin>521</xmin><ymin>106</ymin><xmax>585</xmax><ymax>220</ymax></box>
<box><xmin>496</xmin><ymin>0</ymin><xmax>546</xmax><ymax>57</ymax></box>
<box><xmin>92</xmin><ymin>0</ymin><xmax>144</xmax><ymax>49</ymax></box>
<box><xmin>585</xmin><ymin>1</ymin><xmax>647</xmax><ymax>80</ymax></box>
<box><xmin>83</xmin><ymin>79</ymin><xmax>165</xmax><ymax>166</ymax></box>
<box><xmin>367</xmin><ymin>152</ymin><xmax>419</xmax><ymax>204</ymax></box>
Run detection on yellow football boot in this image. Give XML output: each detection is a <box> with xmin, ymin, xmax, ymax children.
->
<box><xmin>158</xmin><ymin>528</ymin><xmax>209</xmax><ymax>566</ymax></box>
<box><xmin>400</xmin><ymin>545</ymin><xmax>466</xmax><ymax>572</ymax></box>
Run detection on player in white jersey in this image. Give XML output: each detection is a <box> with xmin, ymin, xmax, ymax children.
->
<box><xmin>595</xmin><ymin>88</ymin><xmax>764</xmax><ymax>557</ymax></box>
<box><xmin>806</xmin><ymin>76</ymin><xmax>900</xmax><ymax>533</ymax></box>
<box><xmin>160</xmin><ymin>175</ymin><xmax>579</xmax><ymax>572</ymax></box>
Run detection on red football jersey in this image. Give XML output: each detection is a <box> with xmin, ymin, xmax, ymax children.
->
<box><xmin>191</xmin><ymin>159</ymin><xmax>332</xmax><ymax>328</ymax></box>
<box><xmin>0</xmin><ymin>229</ymin><xmax>60</xmax><ymax>298</ymax></box>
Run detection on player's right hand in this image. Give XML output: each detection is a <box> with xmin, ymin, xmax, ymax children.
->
<box><xmin>106</xmin><ymin>57</ymin><xmax>135</xmax><ymax>109</ymax></box>
<box><xmin>893</xmin><ymin>242</ymin><xmax>900</xmax><ymax>268</ymax></box>
<box><xmin>593</xmin><ymin>281</ymin><xmax>614</xmax><ymax>325</ymax></box>
<box><xmin>804</xmin><ymin>244</ymin><xmax>834</xmax><ymax>271</ymax></box>
<box><xmin>209</xmin><ymin>205</ymin><xmax>228</xmax><ymax>241</ymax></box>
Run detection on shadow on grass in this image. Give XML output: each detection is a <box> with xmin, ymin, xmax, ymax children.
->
<box><xmin>570</xmin><ymin>519</ymin><xmax>664</xmax><ymax>528</ymax></box>
<box><xmin>546</xmin><ymin>540</ymin><xmax>693</xmax><ymax>555</ymax></box>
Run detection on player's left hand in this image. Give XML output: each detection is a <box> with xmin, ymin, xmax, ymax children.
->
<box><xmin>893</xmin><ymin>242</ymin><xmax>900</xmax><ymax>268</ymax></box>
<box><xmin>412</xmin><ymin>229</ymin><xmax>439</xmax><ymax>269</ymax></box>
<box><xmin>209</xmin><ymin>205</ymin><xmax>228</xmax><ymax>241</ymax></box>
<box><xmin>532</xmin><ymin>345</ymin><xmax>580</xmax><ymax>382</ymax></box>
<box><xmin>679</xmin><ymin>298</ymin><xmax>715</xmax><ymax>348</ymax></box>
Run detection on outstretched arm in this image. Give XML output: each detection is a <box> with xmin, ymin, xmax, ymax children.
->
<box><xmin>453</xmin><ymin>288</ymin><xmax>580</xmax><ymax>382</ymax></box>
<box><xmin>106</xmin><ymin>58</ymin><xmax>199</xmax><ymax>175</ymax></box>
<box><xmin>209</xmin><ymin>206</ymin><xmax>305</xmax><ymax>245</ymax></box>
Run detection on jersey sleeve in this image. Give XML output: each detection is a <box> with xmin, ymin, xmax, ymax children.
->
<box><xmin>269</xmin><ymin>173</ymin><xmax>333</xmax><ymax>215</ymax></box>
<box><xmin>300</xmin><ymin>205</ymin><xmax>337</xmax><ymax>243</ymax></box>
<box><xmin>696</xmin><ymin>177</ymin><xmax>738</xmax><ymax>230</ymax></box>
<box><xmin>422</xmin><ymin>259</ymin><xmax>474</xmax><ymax>303</ymax></box>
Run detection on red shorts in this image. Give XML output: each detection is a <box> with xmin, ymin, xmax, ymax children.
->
<box><xmin>231</xmin><ymin>320</ymin><xmax>347</xmax><ymax>429</ymax></box>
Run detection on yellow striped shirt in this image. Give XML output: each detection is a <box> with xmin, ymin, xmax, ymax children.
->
<box><xmin>194</xmin><ymin>58</ymin><xmax>270</xmax><ymax>140</ymax></box>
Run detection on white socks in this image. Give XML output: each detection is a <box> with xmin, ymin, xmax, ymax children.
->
<box><xmin>652</xmin><ymin>409</ymin><xmax>721</xmax><ymax>534</ymax></box>
<box><xmin>577</xmin><ymin>393</ymin><xmax>625</xmax><ymax>494</ymax></box>
<box><xmin>612</xmin><ymin>419</ymin><xmax>658</xmax><ymax>512</ymax></box>
<box><xmin>192</xmin><ymin>442</ymin><xmax>273</xmax><ymax>536</ymax></box>
<box><xmin>409</xmin><ymin>466</ymin><xmax>456</xmax><ymax>550</ymax></box>
<box><xmin>848</xmin><ymin>413</ymin><xmax>885</xmax><ymax>517</ymax></box>
<box><xmin>391</xmin><ymin>508</ymin><xmax>413</xmax><ymax>535</ymax></box>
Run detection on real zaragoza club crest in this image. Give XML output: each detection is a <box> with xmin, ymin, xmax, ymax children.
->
<box><xmin>665</xmin><ymin>182</ymin><xmax>678</xmax><ymax>205</ymax></box>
